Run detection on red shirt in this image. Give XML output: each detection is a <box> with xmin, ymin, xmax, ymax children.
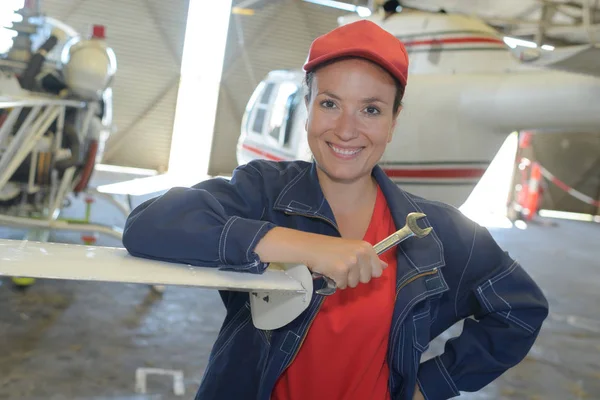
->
<box><xmin>272</xmin><ymin>184</ymin><xmax>397</xmax><ymax>400</ymax></box>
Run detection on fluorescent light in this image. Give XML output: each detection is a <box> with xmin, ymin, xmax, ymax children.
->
<box><xmin>504</xmin><ymin>37</ymin><xmax>555</xmax><ymax>51</ymax></box>
<box><xmin>303</xmin><ymin>0</ymin><xmax>371</xmax><ymax>16</ymax></box>
<box><xmin>504</xmin><ymin>36</ymin><xmax>538</xmax><ymax>49</ymax></box>
<box><xmin>538</xmin><ymin>209</ymin><xmax>597</xmax><ymax>222</ymax></box>
<box><xmin>357</xmin><ymin>6</ymin><xmax>371</xmax><ymax>17</ymax></box>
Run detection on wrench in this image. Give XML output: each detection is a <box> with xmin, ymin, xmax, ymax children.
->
<box><xmin>313</xmin><ymin>212</ymin><xmax>432</xmax><ymax>295</ymax></box>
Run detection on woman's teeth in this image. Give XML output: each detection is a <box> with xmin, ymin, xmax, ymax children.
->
<box><xmin>329</xmin><ymin>143</ymin><xmax>362</xmax><ymax>155</ymax></box>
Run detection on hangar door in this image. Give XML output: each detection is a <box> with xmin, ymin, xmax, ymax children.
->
<box><xmin>208</xmin><ymin>1</ymin><xmax>345</xmax><ymax>176</ymax></box>
<box><xmin>42</xmin><ymin>0</ymin><xmax>190</xmax><ymax>171</ymax></box>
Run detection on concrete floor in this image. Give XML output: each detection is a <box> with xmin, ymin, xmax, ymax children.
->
<box><xmin>1</xmin><ymin>175</ymin><xmax>599</xmax><ymax>399</ymax></box>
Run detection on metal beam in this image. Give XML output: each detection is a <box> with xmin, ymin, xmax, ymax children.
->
<box><xmin>584</xmin><ymin>0</ymin><xmax>597</xmax><ymax>43</ymax></box>
<box><xmin>502</xmin><ymin>22</ymin><xmax>600</xmax><ymax>41</ymax></box>
<box><xmin>536</xmin><ymin>2</ymin><xmax>558</xmax><ymax>45</ymax></box>
<box><xmin>485</xmin><ymin>17</ymin><xmax>576</xmax><ymax>27</ymax></box>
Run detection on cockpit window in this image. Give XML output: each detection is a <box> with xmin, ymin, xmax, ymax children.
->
<box><xmin>250</xmin><ymin>82</ymin><xmax>275</xmax><ymax>135</ymax></box>
<box><xmin>268</xmin><ymin>82</ymin><xmax>299</xmax><ymax>145</ymax></box>
<box><xmin>260</xmin><ymin>82</ymin><xmax>275</xmax><ymax>104</ymax></box>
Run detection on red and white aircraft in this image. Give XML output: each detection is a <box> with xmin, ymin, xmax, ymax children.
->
<box><xmin>236</xmin><ymin>8</ymin><xmax>600</xmax><ymax>207</ymax></box>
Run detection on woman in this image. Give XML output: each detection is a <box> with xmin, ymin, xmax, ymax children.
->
<box><xmin>122</xmin><ymin>20</ymin><xmax>548</xmax><ymax>400</ymax></box>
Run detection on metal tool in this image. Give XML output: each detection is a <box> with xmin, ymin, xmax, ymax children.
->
<box><xmin>313</xmin><ymin>212</ymin><xmax>432</xmax><ymax>295</ymax></box>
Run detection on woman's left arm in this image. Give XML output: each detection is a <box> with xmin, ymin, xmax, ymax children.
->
<box><xmin>416</xmin><ymin>223</ymin><xmax>549</xmax><ymax>400</ymax></box>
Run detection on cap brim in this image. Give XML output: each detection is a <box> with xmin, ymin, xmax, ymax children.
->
<box><xmin>303</xmin><ymin>48</ymin><xmax>407</xmax><ymax>87</ymax></box>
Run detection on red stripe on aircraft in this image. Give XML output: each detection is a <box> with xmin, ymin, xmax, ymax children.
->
<box><xmin>242</xmin><ymin>144</ymin><xmax>286</xmax><ymax>162</ymax></box>
<box><xmin>383</xmin><ymin>168</ymin><xmax>486</xmax><ymax>179</ymax></box>
<box><xmin>404</xmin><ymin>37</ymin><xmax>505</xmax><ymax>47</ymax></box>
<box><xmin>242</xmin><ymin>145</ymin><xmax>486</xmax><ymax>179</ymax></box>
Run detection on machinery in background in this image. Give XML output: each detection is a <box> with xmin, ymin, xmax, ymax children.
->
<box><xmin>0</xmin><ymin>0</ymin><xmax>133</xmax><ymax>288</ymax></box>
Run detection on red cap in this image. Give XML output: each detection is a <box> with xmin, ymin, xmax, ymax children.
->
<box><xmin>303</xmin><ymin>20</ymin><xmax>409</xmax><ymax>87</ymax></box>
<box><xmin>91</xmin><ymin>25</ymin><xmax>105</xmax><ymax>39</ymax></box>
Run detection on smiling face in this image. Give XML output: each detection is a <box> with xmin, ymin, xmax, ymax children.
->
<box><xmin>305</xmin><ymin>57</ymin><xmax>401</xmax><ymax>185</ymax></box>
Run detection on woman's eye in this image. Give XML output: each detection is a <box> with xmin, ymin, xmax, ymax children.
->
<box><xmin>320</xmin><ymin>100</ymin><xmax>335</xmax><ymax>108</ymax></box>
<box><xmin>365</xmin><ymin>106</ymin><xmax>380</xmax><ymax>115</ymax></box>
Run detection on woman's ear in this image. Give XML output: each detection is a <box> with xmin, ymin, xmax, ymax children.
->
<box><xmin>394</xmin><ymin>105</ymin><xmax>403</xmax><ymax>119</ymax></box>
<box><xmin>388</xmin><ymin>105</ymin><xmax>403</xmax><ymax>142</ymax></box>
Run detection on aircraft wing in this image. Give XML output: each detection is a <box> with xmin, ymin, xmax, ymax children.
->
<box><xmin>0</xmin><ymin>94</ymin><xmax>85</xmax><ymax>109</ymax></box>
<box><xmin>0</xmin><ymin>238</ymin><xmax>313</xmax><ymax>330</ymax></box>
<box><xmin>0</xmin><ymin>72</ymin><xmax>85</xmax><ymax>109</ymax></box>
<box><xmin>528</xmin><ymin>44</ymin><xmax>600</xmax><ymax>79</ymax></box>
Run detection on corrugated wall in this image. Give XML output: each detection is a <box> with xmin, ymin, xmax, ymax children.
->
<box><xmin>208</xmin><ymin>0</ymin><xmax>345</xmax><ymax>176</ymax></box>
<box><xmin>42</xmin><ymin>0</ymin><xmax>189</xmax><ymax>171</ymax></box>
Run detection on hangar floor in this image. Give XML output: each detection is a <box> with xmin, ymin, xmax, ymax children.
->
<box><xmin>0</xmin><ymin>171</ymin><xmax>599</xmax><ymax>400</ymax></box>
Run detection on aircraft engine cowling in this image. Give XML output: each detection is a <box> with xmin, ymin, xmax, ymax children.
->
<box><xmin>60</xmin><ymin>25</ymin><xmax>117</xmax><ymax>101</ymax></box>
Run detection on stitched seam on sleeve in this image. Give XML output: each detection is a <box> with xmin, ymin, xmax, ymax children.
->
<box><xmin>490</xmin><ymin>260</ymin><xmax>519</xmax><ymax>284</ymax></box>
<box><xmin>498</xmin><ymin>311</ymin><xmax>535</xmax><ymax>333</ymax></box>
<box><xmin>481</xmin><ymin>290</ymin><xmax>496</xmax><ymax>312</ymax></box>
<box><xmin>220</xmin><ymin>216</ymin><xmax>238</xmax><ymax>264</ymax></box>
<box><xmin>481</xmin><ymin>261</ymin><xmax>519</xmax><ymax>290</ymax></box>
<box><xmin>489</xmin><ymin>282</ymin><xmax>536</xmax><ymax>332</ymax></box>
<box><xmin>246</xmin><ymin>221</ymin><xmax>270</xmax><ymax>262</ymax></box>
<box><xmin>477</xmin><ymin>287</ymin><xmax>494</xmax><ymax>313</ymax></box>
<box><xmin>246</xmin><ymin>163</ymin><xmax>264</xmax><ymax>178</ymax></box>
<box><xmin>218</xmin><ymin>220</ymin><xmax>226</xmax><ymax>264</ymax></box>
<box><xmin>490</xmin><ymin>283</ymin><xmax>512</xmax><ymax>318</ymax></box>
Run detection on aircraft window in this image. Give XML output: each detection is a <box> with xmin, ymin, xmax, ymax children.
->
<box><xmin>268</xmin><ymin>82</ymin><xmax>299</xmax><ymax>145</ymax></box>
<box><xmin>252</xmin><ymin>108</ymin><xmax>267</xmax><ymax>134</ymax></box>
<box><xmin>260</xmin><ymin>83</ymin><xmax>275</xmax><ymax>104</ymax></box>
<box><xmin>284</xmin><ymin>93</ymin><xmax>300</xmax><ymax>145</ymax></box>
<box><xmin>249</xmin><ymin>82</ymin><xmax>275</xmax><ymax>135</ymax></box>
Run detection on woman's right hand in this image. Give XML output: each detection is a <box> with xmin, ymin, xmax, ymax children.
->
<box><xmin>254</xmin><ymin>227</ymin><xmax>387</xmax><ymax>289</ymax></box>
<box><xmin>305</xmin><ymin>236</ymin><xmax>388</xmax><ymax>290</ymax></box>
